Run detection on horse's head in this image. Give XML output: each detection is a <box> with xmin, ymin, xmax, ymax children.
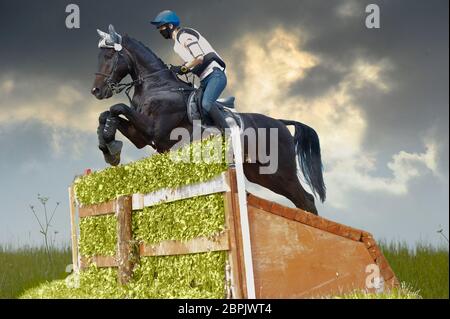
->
<box><xmin>92</xmin><ymin>25</ymin><xmax>131</xmax><ymax>99</ymax></box>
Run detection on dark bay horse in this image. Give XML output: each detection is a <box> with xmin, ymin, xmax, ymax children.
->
<box><xmin>91</xmin><ymin>26</ymin><xmax>325</xmax><ymax>215</ymax></box>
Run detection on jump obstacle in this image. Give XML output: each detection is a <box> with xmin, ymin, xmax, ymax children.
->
<box><xmin>68</xmin><ymin>122</ymin><xmax>398</xmax><ymax>298</ymax></box>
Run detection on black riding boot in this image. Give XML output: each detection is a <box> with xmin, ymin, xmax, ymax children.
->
<box><xmin>208</xmin><ymin>103</ymin><xmax>230</xmax><ymax>134</ymax></box>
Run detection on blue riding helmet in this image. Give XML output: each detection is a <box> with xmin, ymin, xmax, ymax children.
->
<box><xmin>151</xmin><ymin>10</ymin><xmax>180</xmax><ymax>28</ymax></box>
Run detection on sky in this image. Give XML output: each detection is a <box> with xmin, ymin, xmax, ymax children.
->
<box><xmin>0</xmin><ymin>0</ymin><xmax>448</xmax><ymax>247</ymax></box>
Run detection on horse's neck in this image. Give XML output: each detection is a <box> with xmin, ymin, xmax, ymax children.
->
<box><xmin>127</xmin><ymin>54</ymin><xmax>163</xmax><ymax>81</ymax></box>
<box><xmin>122</xmin><ymin>37</ymin><xmax>189</xmax><ymax>91</ymax></box>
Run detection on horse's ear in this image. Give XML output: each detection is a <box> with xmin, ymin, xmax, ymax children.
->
<box><xmin>108</xmin><ymin>24</ymin><xmax>115</xmax><ymax>35</ymax></box>
<box><xmin>108</xmin><ymin>24</ymin><xmax>122</xmax><ymax>44</ymax></box>
<box><xmin>97</xmin><ymin>29</ymin><xmax>108</xmax><ymax>39</ymax></box>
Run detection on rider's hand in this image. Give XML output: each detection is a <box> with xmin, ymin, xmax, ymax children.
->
<box><xmin>170</xmin><ymin>64</ymin><xmax>189</xmax><ymax>75</ymax></box>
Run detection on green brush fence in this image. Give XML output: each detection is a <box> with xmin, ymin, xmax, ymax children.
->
<box><xmin>23</xmin><ymin>135</ymin><xmax>235</xmax><ymax>299</ymax></box>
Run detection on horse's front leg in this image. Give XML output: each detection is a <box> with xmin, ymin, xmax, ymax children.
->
<box><xmin>97</xmin><ymin>110</ymin><xmax>121</xmax><ymax>166</ymax></box>
<box><xmin>101</xmin><ymin>103</ymin><xmax>155</xmax><ymax>162</ymax></box>
<box><xmin>116</xmin><ymin>117</ymin><xmax>149</xmax><ymax>149</ymax></box>
<box><xmin>109</xmin><ymin>103</ymin><xmax>155</xmax><ymax>141</ymax></box>
<box><xmin>102</xmin><ymin>103</ymin><xmax>143</xmax><ymax>165</ymax></box>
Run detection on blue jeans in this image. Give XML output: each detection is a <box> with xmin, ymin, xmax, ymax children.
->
<box><xmin>200</xmin><ymin>67</ymin><xmax>227</xmax><ymax>112</ymax></box>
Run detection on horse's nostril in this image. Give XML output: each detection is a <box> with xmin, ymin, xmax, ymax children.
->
<box><xmin>91</xmin><ymin>87</ymin><xmax>99</xmax><ymax>95</ymax></box>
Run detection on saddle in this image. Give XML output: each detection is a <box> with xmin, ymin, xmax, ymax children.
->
<box><xmin>186</xmin><ymin>88</ymin><xmax>242</xmax><ymax>129</ymax></box>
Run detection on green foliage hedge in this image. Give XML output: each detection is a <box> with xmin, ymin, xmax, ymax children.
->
<box><xmin>74</xmin><ymin>136</ymin><xmax>229</xmax><ymax>206</ymax></box>
<box><xmin>133</xmin><ymin>194</ymin><xmax>225</xmax><ymax>244</ymax></box>
<box><xmin>79</xmin><ymin>215</ymin><xmax>117</xmax><ymax>257</ymax></box>
<box><xmin>20</xmin><ymin>252</ymin><xmax>227</xmax><ymax>299</ymax></box>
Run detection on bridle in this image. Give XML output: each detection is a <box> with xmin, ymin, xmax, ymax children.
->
<box><xmin>95</xmin><ymin>48</ymin><xmax>167</xmax><ymax>105</ymax></box>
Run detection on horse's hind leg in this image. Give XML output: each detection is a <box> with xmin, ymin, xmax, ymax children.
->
<box><xmin>282</xmin><ymin>175</ymin><xmax>318</xmax><ymax>215</ymax></box>
<box><xmin>244</xmin><ymin>163</ymin><xmax>318</xmax><ymax>215</ymax></box>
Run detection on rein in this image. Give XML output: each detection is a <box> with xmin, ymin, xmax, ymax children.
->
<box><xmin>95</xmin><ymin>49</ymin><xmax>172</xmax><ymax>106</ymax></box>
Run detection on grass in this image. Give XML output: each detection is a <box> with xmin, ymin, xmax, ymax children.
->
<box><xmin>0</xmin><ymin>244</ymin><xmax>71</xmax><ymax>299</ymax></box>
<box><xmin>380</xmin><ymin>241</ymin><xmax>449</xmax><ymax>299</ymax></box>
<box><xmin>1</xmin><ymin>241</ymin><xmax>448</xmax><ymax>299</ymax></box>
<box><xmin>335</xmin><ymin>282</ymin><xmax>422</xmax><ymax>299</ymax></box>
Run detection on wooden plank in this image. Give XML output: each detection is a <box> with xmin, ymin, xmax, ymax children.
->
<box><xmin>116</xmin><ymin>195</ymin><xmax>134</xmax><ymax>285</ymax></box>
<box><xmin>78</xmin><ymin>200</ymin><xmax>115</xmax><ymax>218</ymax></box>
<box><xmin>132</xmin><ymin>172</ymin><xmax>229</xmax><ymax>210</ymax></box>
<box><xmin>228</xmin><ymin>121</ymin><xmax>256</xmax><ymax>299</ymax></box>
<box><xmin>233</xmin><ymin>190</ymin><xmax>248</xmax><ymax>298</ymax></box>
<box><xmin>224</xmin><ymin>192</ymin><xmax>243</xmax><ymax>299</ymax></box>
<box><xmin>248</xmin><ymin>205</ymin><xmax>379</xmax><ymax>298</ymax></box>
<box><xmin>248</xmin><ymin>194</ymin><xmax>364</xmax><ymax>242</ymax></box>
<box><xmin>139</xmin><ymin>231</ymin><xmax>229</xmax><ymax>257</ymax></box>
<box><xmin>80</xmin><ymin>255</ymin><xmax>118</xmax><ymax>269</ymax></box>
<box><xmin>224</xmin><ymin>170</ymin><xmax>244</xmax><ymax>299</ymax></box>
<box><xmin>68</xmin><ymin>185</ymin><xmax>79</xmax><ymax>272</ymax></box>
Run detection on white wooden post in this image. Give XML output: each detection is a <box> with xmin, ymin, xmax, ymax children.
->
<box><xmin>227</xmin><ymin>119</ymin><xmax>256</xmax><ymax>299</ymax></box>
<box><xmin>68</xmin><ymin>186</ymin><xmax>79</xmax><ymax>273</ymax></box>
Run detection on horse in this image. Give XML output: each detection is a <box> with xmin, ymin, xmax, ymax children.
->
<box><xmin>91</xmin><ymin>25</ymin><xmax>325</xmax><ymax>215</ymax></box>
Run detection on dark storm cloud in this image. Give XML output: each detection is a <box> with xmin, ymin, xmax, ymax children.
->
<box><xmin>0</xmin><ymin>0</ymin><xmax>381</xmax><ymax>78</ymax></box>
<box><xmin>0</xmin><ymin>0</ymin><xmax>447</xmax><ymax>174</ymax></box>
<box><xmin>288</xmin><ymin>65</ymin><xmax>346</xmax><ymax>99</ymax></box>
<box><xmin>0</xmin><ymin>0</ymin><xmax>448</xmax><ymax>245</ymax></box>
<box><xmin>1</xmin><ymin>0</ymin><xmax>447</xmax><ymax>173</ymax></box>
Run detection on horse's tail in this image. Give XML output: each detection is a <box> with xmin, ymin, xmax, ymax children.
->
<box><xmin>279</xmin><ymin>119</ymin><xmax>326</xmax><ymax>202</ymax></box>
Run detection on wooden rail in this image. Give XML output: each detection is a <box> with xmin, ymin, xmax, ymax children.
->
<box><xmin>139</xmin><ymin>231</ymin><xmax>229</xmax><ymax>257</ymax></box>
<box><xmin>80</xmin><ymin>231</ymin><xmax>231</xmax><ymax>269</ymax></box>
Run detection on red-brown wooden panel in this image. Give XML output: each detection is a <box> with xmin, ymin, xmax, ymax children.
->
<box><xmin>248</xmin><ymin>206</ymin><xmax>380</xmax><ymax>298</ymax></box>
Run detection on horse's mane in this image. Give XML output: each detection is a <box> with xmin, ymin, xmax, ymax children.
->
<box><xmin>122</xmin><ymin>35</ymin><xmax>192</xmax><ymax>88</ymax></box>
<box><xmin>122</xmin><ymin>35</ymin><xmax>166</xmax><ymax>70</ymax></box>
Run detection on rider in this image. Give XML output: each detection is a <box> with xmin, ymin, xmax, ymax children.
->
<box><xmin>151</xmin><ymin>10</ymin><xmax>229</xmax><ymax>132</ymax></box>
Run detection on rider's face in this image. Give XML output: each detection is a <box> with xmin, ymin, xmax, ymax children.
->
<box><xmin>158</xmin><ymin>24</ymin><xmax>173</xmax><ymax>39</ymax></box>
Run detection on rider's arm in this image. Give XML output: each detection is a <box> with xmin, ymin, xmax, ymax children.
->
<box><xmin>184</xmin><ymin>56</ymin><xmax>203</xmax><ymax>69</ymax></box>
<box><xmin>179</xmin><ymin>33</ymin><xmax>205</xmax><ymax>70</ymax></box>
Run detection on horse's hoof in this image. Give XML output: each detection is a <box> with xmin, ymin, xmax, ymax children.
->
<box><xmin>103</xmin><ymin>152</ymin><xmax>121</xmax><ymax>166</ymax></box>
<box><xmin>106</xmin><ymin>140</ymin><xmax>123</xmax><ymax>156</ymax></box>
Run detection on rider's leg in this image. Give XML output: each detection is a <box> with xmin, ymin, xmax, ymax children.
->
<box><xmin>201</xmin><ymin>68</ymin><xmax>229</xmax><ymax>132</ymax></box>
